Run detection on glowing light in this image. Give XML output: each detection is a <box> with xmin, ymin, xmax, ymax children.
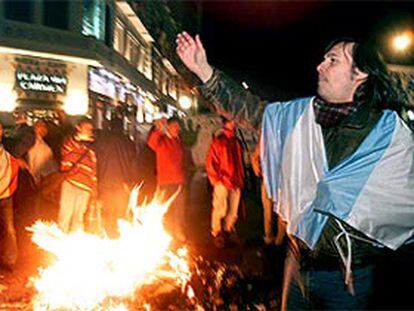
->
<box><xmin>393</xmin><ymin>33</ymin><xmax>412</xmax><ymax>52</ymax></box>
<box><xmin>407</xmin><ymin>110</ymin><xmax>414</xmax><ymax>121</ymax></box>
<box><xmin>64</xmin><ymin>90</ymin><xmax>89</xmax><ymax>115</ymax></box>
<box><xmin>178</xmin><ymin>95</ymin><xmax>192</xmax><ymax>110</ymax></box>
<box><xmin>28</xmin><ymin>186</ymin><xmax>193</xmax><ymax>310</ymax></box>
<box><xmin>0</xmin><ymin>83</ymin><xmax>16</xmax><ymax>112</ymax></box>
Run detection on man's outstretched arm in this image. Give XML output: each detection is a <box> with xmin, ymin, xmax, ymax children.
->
<box><xmin>176</xmin><ymin>32</ymin><xmax>266</xmax><ymax>130</ymax></box>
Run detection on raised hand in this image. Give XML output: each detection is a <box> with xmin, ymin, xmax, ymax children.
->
<box><xmin>176</xmin><ymin>31</ymin><xmax>213</xmax><ymax>83</ymax></box>
<box><xmin>154</xmin><ymin>117</ymin><xmax>168</xmax><ymax>132</ymax></box>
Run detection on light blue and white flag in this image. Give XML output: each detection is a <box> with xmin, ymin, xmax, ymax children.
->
<box><xmin>261</xmin><ymin>97</ymin><xmax>414</xmax><ymax>250</ymax></box>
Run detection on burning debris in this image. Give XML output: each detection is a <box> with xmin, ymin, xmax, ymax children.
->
<box><xmin>25</xmin><ymin>186</ymin><xmax>280</xmax><ymax>310</ymax></box>
<box><xmin>27</xmin><ymin>187</ymin><xmax>194</xmax><ymax>310</ymax></box>
<box><xmin>189</xmin><ymin>258</ymin><xmax>280</xmax><ymax>310</ymax></box>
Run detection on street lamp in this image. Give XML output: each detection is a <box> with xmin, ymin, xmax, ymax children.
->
<box><xmin>392</xmin><ymin>32</ymin><xmax>412</xmax><ymax>52</ymax></box>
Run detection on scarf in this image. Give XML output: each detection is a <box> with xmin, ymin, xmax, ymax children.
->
<box><xmin>313</xmin><ymin>96</ymin><xmax>361</xmax><ymax>128</ymax></box>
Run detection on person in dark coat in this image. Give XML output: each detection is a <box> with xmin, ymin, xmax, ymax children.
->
<box><xmin>5</xmin><ymin>111</ymin><xmax>35</xmax><ymax>159</ymax></box>
<box><xmin>94</xmin><ymin>118</ymin><xmax>139</xmax><ymax>238</ymax></box>
<box><xmin>4</xmin><ymin>111</ymin><xmax>36</xmax><ymax>230</ymax></box>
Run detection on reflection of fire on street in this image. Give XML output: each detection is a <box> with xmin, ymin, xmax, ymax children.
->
<box><xmin>27</xmin><ymin>186</ymin><xmax>195</xmax><ymax>310</ymax></box>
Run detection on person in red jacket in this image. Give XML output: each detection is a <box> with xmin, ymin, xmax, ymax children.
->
<box><xmin>206</xmin><ymin>118</ymin><xmax>245</xmax><ymax>247</ymax></box>
<box><xmin>147</xmin><ymin>117</ymin><xmax>187</xmax><ymax>242</ymax></box>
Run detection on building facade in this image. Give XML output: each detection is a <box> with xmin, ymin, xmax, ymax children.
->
<box><xmin>0</xmin><ymin>0</ymin><xmax>199</xmax><ymax>131</ymax></box>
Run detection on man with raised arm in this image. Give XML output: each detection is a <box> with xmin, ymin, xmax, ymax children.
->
<box><xmin>147</xmin><ymin>117</ymin><xmax>187</xmax><ymax>243</ymax></box>
<box><xmin>176</xmin><ymin>31</ymin><xmax>414</xmax><ymax>309</ymax></box>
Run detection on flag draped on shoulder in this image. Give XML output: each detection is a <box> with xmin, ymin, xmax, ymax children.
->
<box><xmin>261</xmin><ymin>97</ymin><xmax>414</xmax><ymax>250</ymax></box>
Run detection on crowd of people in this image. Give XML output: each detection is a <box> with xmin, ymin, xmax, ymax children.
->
<box><xmin>0</xmin><ymin>104</ymin><xmax>261</xmax><ymax>270</ymax></box>
<box><xmin>0</xmin><ymin>113</ymin><xmax>144</xmax><ymax>269</ymax></box>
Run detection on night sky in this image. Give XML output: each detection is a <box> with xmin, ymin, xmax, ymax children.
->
<box><xmin>198</xmin><ymin>1</ymin><xmax>414</xmax><ymax>101</ymax></box>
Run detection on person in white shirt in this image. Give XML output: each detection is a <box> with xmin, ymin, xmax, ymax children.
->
<box><xmin>27</xmin><ymin>120</ymin><xmax>57</xmax><ymax>185</ymax></box>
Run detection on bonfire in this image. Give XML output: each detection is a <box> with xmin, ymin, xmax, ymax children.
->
<box><xmin>28</xmin><ymin>186</ymin><xmax>195</xmax><ymax>310</ymax></box>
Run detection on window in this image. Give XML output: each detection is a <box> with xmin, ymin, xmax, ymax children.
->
<box><xmin>113</xmin><ymin>20</ymin><xmax>125</xmax><ymax>55</ymax></box>
<box><xmin>153</xmin><ymin>62</ymin><xmax>161</xmax><ymax>90</ymax></box>
<box><xmin>138</xmin><ymin>46</ymin><xmax>152</xmax><ymax>80</ymax></box>
<box><xmin>137</xmin><ymin>47</ymin><xmax>145</xmax><ymax>74</ymax></box>
<box><xmin>82</xmin><ymin>0</ymin><xmax>106</xmax><ymax>41</ymax></box>
<box><xmin>135</xmin><ymin>47</ymin><xmax>142</xmax><ymax>71</ymax></box>
<box><xmin>125</xmin><ymin>34</ymin><xmax>141</xmax><ymax>68</ymax></box>
<box><xmin>161</xmin><ymin>73</ymin><xmax>168</xmax><ymax>95</ymax></box>
<box><xmin>104</xmin><ymin>3</ymin><xmax>114</xmax><ymax>46</ymax></box>
<box><xmin>43</xmin><ymin>0</ymin><xmax>69</xmax><ymax>30</ymax></box>
<box><xmin>4</xmin><ymin>0</ymin><xmax>34</xmax><ymax>23</ymax></box>
<box><xmin>168</xmin><ymin>78</ymin><xmax>177</xmax><ymax>100</ymax></box>
<box><xmin>125</xmin><ymin>34</ymin><xmax>132</xmax><ymax>61</ymax></box>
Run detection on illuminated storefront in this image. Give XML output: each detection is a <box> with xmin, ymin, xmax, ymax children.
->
<box><xmin>88</xmin><ymin>66</ymin><xmax>165</xmax><ymax>132</ymax></box>
<box><xmin>0</xmin><ymin>53</ymin><xmax>88</xmax><ymax>122</ymax></box>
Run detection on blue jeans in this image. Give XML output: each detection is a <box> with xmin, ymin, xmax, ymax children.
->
<box><xmin>287</xmin><ymin>266</ymin><xmax>374</xmax><ymax>310</ymax></box>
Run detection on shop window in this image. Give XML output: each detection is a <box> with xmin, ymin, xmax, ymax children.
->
<box><xmin>4</xmin><ymin>0</ymin><xmax>34</xmax><ymax>23</ymax></box>
<box><xmin>43</xmin><ymin>0</ymin><xmax>69</xmax><ymax>30</ymax></box>
<box><xmin>81</xmin><ymin>0</ymin><xmax>106</xmax><ymax>41</ymax></box>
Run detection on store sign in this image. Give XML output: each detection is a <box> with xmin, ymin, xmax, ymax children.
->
<box><xmin>88</xmin><ymin>68</ymin><xmax>142</xmax><ymax>103</ymax></box>
<box><xmin>89</xmin><ymin>68</ymin><xmax>116</xmax><ymax>99</ymax></box>
<box><xmin>16</xmin><ymin>71</ymin><xmax>67</xmax><ymax>94</ymax></box>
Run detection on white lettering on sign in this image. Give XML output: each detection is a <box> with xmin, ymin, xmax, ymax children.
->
<box><xmin>16</xmin><ymin>71</ymin><xmax>67</xmax><ymax>94</ymax></box>
<box><xmin>19</xmin><ymin>82</ymin><xmax>65</xmax><ymax>93</ymax></box>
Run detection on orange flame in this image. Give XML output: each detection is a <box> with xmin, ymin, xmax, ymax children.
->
<box><xmin>28</xmin><ymin>186</ymin><xmax>193</xmax><ymax>310</ymax></box>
